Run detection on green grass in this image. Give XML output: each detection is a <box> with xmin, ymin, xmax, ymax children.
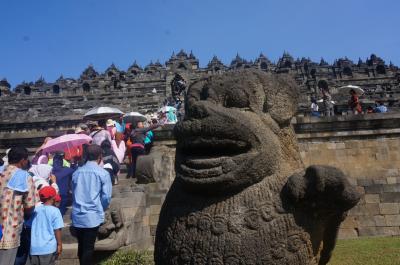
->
<box><xmin>100</xmin><ymin>237</ymin><xmax>400</xmax><ymax>265</ymax></box>
<box><xmin>99</xmin><ymin>250</ymin><xmax>154</xmax><ymax>265</ymax></box>
<box><xmin>329</xmin><ymin>237</ymin><xmax>400</xmax><ymax>265</ymax></box>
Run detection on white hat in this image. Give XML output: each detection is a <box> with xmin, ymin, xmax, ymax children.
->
<box><xmin>106</xmin><ymin>119</ymin><xmax>115</xmax><ymax>127</ymax></box>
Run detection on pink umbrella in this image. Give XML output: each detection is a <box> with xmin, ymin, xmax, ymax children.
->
<box><xmin>41</xmin><ymin>134</ymin><xmax>92</xmax><ymax>154</ymax></box>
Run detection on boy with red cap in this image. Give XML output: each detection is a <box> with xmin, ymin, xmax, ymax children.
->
<box><xmin>29</xmin><ymin>186</ymin><xmax>63</xmax><ymax>265</ymax></box>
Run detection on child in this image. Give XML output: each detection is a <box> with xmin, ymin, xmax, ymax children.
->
<box><xmin>29</xmin><ymin>186</ymin><xmax>64</xmax><ymax>265</ymax></box>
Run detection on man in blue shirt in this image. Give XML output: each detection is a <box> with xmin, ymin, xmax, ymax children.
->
<box><xmin>374</xmin><ymin>101</ymin><xmax>388</xmax><ymax>113</ymax></box>
<box><xmin>71</xmin><ymin>145</ymin><xmax>112</xmax><ymax>265</ymax></box>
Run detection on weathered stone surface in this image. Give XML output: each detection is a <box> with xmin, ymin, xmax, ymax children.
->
<box><xmin>338</xmin><ymin>228</ymin><xmax>358</xmax><ymax>239</ymax></box>
<box><xmin>379</xmin><ymin>203</ymin><xmax>399</xmax><ymax>215</ymax></box>
<box><xmin>358</xmin><ymin>227</ymin><xmax>378</xmax><ymax>237</ymax></box>
<box><xmin>385</xmin><ymin>215</ymin><xmax>400</xmax><ymax>226</ymax></box>
<box><xmin>381</xmin><ymin>192</ymin><xmax>400</xmax><ymax>203</ymax></box>
<box><xmin>373</xmin><ymin>215</ymin><xmax>386</xmax><ymax>227</ymax></box>
<box><xmin>364</xmin><ymin>194</ymin><xmax>380</xmax><ymax>204</ymax></box>
<box><xmin>155</xmin><ymin>70</ymin><xmax>360</xmax><ymax>265</ymax></box>
<box><xmin>364</xmin><ymin>184</ymin><xmax>384</xmax><ymax>194</ymax></box>
<box><xmin>377</xmin><ymin>226</ymin><xmax>400</xmax><ymax>236</ymax></box>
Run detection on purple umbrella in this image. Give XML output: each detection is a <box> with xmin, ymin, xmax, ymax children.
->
<box><xmin>41</xmin><ymin>134</ymin><xmax>92</xmax><ymax>154</ymax></box>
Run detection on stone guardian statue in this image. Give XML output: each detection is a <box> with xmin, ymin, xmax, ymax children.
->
<box><xmin>155</xmin><ymin>69</ymin><xmax>360</xmax><ymax>265</ymax></box>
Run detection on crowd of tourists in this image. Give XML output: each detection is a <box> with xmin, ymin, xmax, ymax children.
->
<box><xmin>0</xmin><ymin>113</ymin><xmax>167</xmax><ymax>265</ymax></box>
<box><xmin>310</xmin><ymin>87</ymin><xmax>389</xmax><ymax>117</ymax></box>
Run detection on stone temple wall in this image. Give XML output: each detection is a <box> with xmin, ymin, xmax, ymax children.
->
<box><xmin>294</xmin><ymin>113</ymin><xmax>400</xmax><ymax>239</ymax></box>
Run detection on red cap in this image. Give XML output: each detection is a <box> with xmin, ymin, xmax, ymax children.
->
<box><xmin>39</xmin><ymin>186</ymin><xmax>61</xmax><ymax>202</ymax></box>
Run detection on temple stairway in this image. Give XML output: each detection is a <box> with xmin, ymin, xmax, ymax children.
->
<box><xmin>57</xmin><ymin>163</ymin><xmax>168</xmax><ymax>264</ymax></box>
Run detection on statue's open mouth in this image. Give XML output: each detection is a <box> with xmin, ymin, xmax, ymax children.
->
<box><xmin>176</xmin><ymin>136</ymin><xmax>253</xmax><ymax>180</ymax></box>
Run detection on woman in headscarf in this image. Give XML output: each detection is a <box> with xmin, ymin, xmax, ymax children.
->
<box><xmin>112</xmin><ymin>132</ymin><xmax>126</xmax><ymax>164</ymax></box>
<box><xmin>29</xmin><ymin>164</ymin><xmax>59</xmax><ymax>192</ymax></box>
<box><xmin>52</xmin><ymin>153</ymin><xmax>76</xmax><ymax>216</ymax></box>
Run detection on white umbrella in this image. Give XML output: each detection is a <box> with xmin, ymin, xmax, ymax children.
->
<box><xmin>159</xmin><ymin>106</ymin><xmax>176</xmax><ymax>113</ymax></box>
<box><xmin>84</xmin><ymin>107</ymin><xmax>124</xmax><ymax>120</ymax></box>
<box><xmin>338</xmin><ymin>85</ymin><xmax>364</xmax><ymax>95</ymax></box>
<box><xmin>123</xmin><ymin>112</ymin><xmax>147</xmax><ymax>123</ymax></box>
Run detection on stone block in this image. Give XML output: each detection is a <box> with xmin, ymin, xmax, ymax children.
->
<box><xmin>385</xmin><ymin>215</ymin><xmax>400</xmax><ymax>226</ymax></box>
<box><xmin>350</xmin><ymin>204</ymin><xmax>379</xmax><ymax>216</ymax></box>
<box><xmin>357</xmin><ymin>216</ymin><xmax>376</xmax><ymax>227</ymax></box>
<box><xmin>373</xmin><ymin>179</ymin><xmax>387</xmax><ymax>185</ymax></box>
<box><xmin>383</xmin><ymin>184</ymin><xmax>400</xmax><ymax>193</ymax></box>
<box><xmin>121</xmin><ymin>207</ymin><xmax>140</xmax><ymax>222</ymax></box>
<box><xmin>356</xmin><ymin>186</ymin><xmax>365</xmax><ymax>195</ymax></box>
<box><xmin>387</xmin><ymin>177</ymin><xmax>397</xmax><ymax>184</ymax></box>
<box><xmin>364</xmin><ymin>184</ymin><xmax>383</xmax><ymax>194</ymax></box>
<box><xmin>377</xmin><ymin>227</ymin><xmax>400</xmax><ymax>236</ymax></box>
<box><xmin>379</xmin><ymin>203</ymin><xmax>399</xmax><ymax>215</ymax></box>
<box><xmin>345</xmin><ymin>142</ymin><xmax>359</xmax><ymax>149</ymax></box>
<box><xmin>386</xmin><ymin>169</ymin><xmax>399</xmax><ymax>177</ymax></box>
<box><xmin>142</xmin><ymin>215</ymin><xmax>150</xmax><ymax>226</ymax></box>
<box><xmin>357</xmin><ymin>178</ymin><xmax>373</xmax><ymax>186</ymax></box>
<box><xmin>338</xmin><ymin>228</ymin><xmax>358</xmax><ymax>239</ymax></box>
<box><xmin>341</xmin><ymin>216</ymin><xmax>358</xmax><ymax>229</ymax></box>
<box><xmin>149</xmin><ymin>195</ymin><xmax>163</xmax><ymax>205</ymax></box>
<box><xmin>150</xmin><ymin>214</ymin><xmax>159</xmax><ymax>226</ymax></box>
<box><xmin>373</xmin><ymin>215</ymin><xmax>386</xmax><ymax>227</ymax></box>
<box><xmin>364</xmin><ymin>194</ymin><xmax>380</xmax><ymax>204</ymax></box>
<box><xmin>358</xmin><ymin>227</ymin><xmax>378</xmax><ymax>237</ymax></box>
<box><xmin>150</xmin><ymin>204</ymin><xmax>162</xmax><ymax>215</ymax></box>
<box><xmin>381</xmin><ymin>193</ymin><xmax>400</xmax><ymax>203</ymax></box>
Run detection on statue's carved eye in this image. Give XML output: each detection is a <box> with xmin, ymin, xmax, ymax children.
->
<box><xmin>224</xmin><ymin>89</ymin><xmax>249</xmax><ymax>109</ymax></box>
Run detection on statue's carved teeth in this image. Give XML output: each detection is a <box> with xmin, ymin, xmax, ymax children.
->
<box><xmin>179</xmin><ymin>164</ymin><xmax>223</xmax><ymax>178</ymax></box>
<box><xmin>178</xmin><ymin>137</ymin><xmax>251</xmax><ymax>158</ymax></box>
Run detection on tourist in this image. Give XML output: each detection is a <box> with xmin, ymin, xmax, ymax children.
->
<box><xmin>89</xmin><ymin>120</ymin><xmax>112</xmax><ymax>146</ymax></box>
<box><xmin>349</xmin><ymin>89</ymin><xmax>362</xmax><ymax>114</ymax></box>
<box><xmin>71</xmin><ymin>144</ymin><xmax>112</xmax><ymax>265</ymax></box>
<box><xmin>100</xmin><ymin>140</ymin><xmax>120</xmax><ymax>184</ymax></box>
<box><xmin>16</xmin><ymin>164</ymin><xmax>57</xmax><ymax>265</ymax></box>
<box><xmin>48</xmin><ymin>151</ymin><xmax>71</xmax><ymax>168</ymax></box>
<box><xmin>112</xmin><ymin>132</ymin><xmax>126</xmax><ymax>164</ymax></box>
<box><xmin>63</xmin><ymin>125</ymin><xmax>89</xmax><ymax>163</ymax></box>
<box><xmin>106</xmin><ymin>119</ymin><xmax>117</xmax><ymax>139</ymax></box>
<box><xmin>322</xmin><ymin>88</ymin><xmax>334</xmax><ymax>116</ymax></box>
<box><xmin>29</xmin><ymin>186</ymin><xmax>63</xmax><ymax>265</ymax></box>
<box><xmin>114</xmin><ymin>116</ymin><xmax>125</xmax><ymax>134</ymax></box>
<box><xmin>367</xmin><ymin>106</ymin><xmax>374</xmax><ymax>114</ymax></box>
<box><xmin>0</xmin><ymin>147</ymin><xmax>37</xmax><ymax>264</ymax></box>
<box><xmin>310</xmin><ymin>97</ymin><xmax>320</xmax><ymax>117</ymax></box>
<box><xmin>144</xmin><ymin>119</ymin><xmax>157</xmax><ymax>154</ymax></box>
<box><xmin>32</xmin><ymin>138</ymin><xmax>52</xmax><ymax>165</ymax></box>
<box><xmin>2</xmin><ymin>149</ymin><xmax>10</xmax><ymax>169</ymax></box>
<box><xmin>166</xmin><ymin>109</ymin><xmax>177</xmax><ymax>124</ymax></box>
<box><xmin>75</xmin><ymin>123</ymin><xmax>90</xmax><ymax>135</ymax></box>
<box><xmin>52</xmin><ymin>153</ymin><xmax>76</xmax><ymax>216</ymax></box>
<box><xmin>0</xmin><ymin>159</ymin><xmax>4</xmax><ymax>174</ymax></box>
<box><xmin>29</xmin><ymin>164</ymin><xmax>59</xmax><ymax>192</ymax></box>
<box><xmin>128</xmin><ymin>121</ymin><xmax>161</xmax><ymax>178</ymax></box>
<box><xmin>374</xmin><ymin>101</ymin><xmax>388</xmax><ymax>113</ymax></box>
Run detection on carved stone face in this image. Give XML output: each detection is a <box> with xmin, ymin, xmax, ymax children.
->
<box><xmin>175</xmin><ymin>70</ymin><xmax>299</xmax><ymax>193</ymax></box>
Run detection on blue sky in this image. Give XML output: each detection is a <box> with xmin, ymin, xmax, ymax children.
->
<box><xmin>0</xmin><ymin>0</ymin><xmax>399</xmax><ymax>87</ymax></box>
